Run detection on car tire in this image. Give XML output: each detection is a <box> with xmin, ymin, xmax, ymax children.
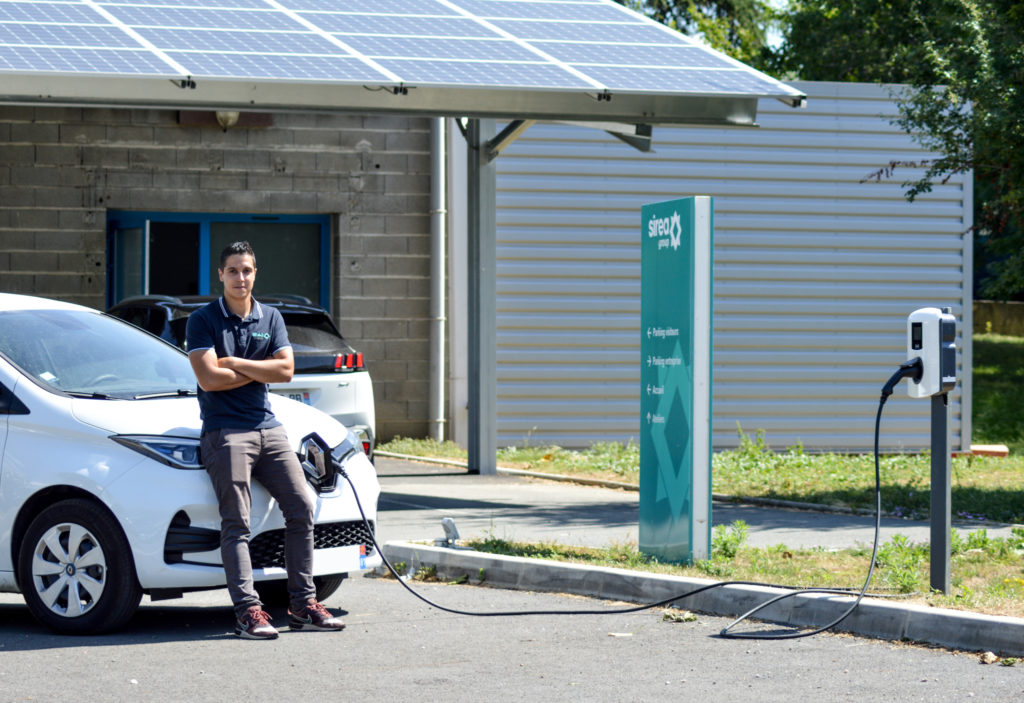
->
<box><xmin>18</xmin><ymin>499</ymin><xmax>143</xmax><ymax>635</ymax></box>
<box><xmin>254</xmin><ymin>573</ymin><xmax>346</xmax><ymax>607</ymax></box>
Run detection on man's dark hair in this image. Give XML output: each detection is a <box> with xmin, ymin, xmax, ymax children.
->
<box><xmin>219</xmin><ymin>240</ymin><xmax>256</xmax><ymax>268</ymax></box>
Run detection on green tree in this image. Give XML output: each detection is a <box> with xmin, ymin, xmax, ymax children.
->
<box><xmin>618</xmin><ymin>1</ymin><xmax>777</xmax><ymax>68</ymax></box>
<box><xmin>892</xmin><ymin>0</ymin><xmax>1024</xmax><ymax>299</ymax></box>
<box><xmin>771</xmin><ymin>0</ymin><xmax>1024</xmax><ymax>299</ymax></box>
<box><xmin>767</xmin><ymin>0</ymin><xmax>955</xmax><ymax>82</ymax></box>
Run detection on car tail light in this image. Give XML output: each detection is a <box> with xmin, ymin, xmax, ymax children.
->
<box><xmin>334</xmin><ymin>352</ymin><xmax>364</xmax><ymax>372</ymax></box>
<box><xmin>361</xmin><ymin>438</ymin><xmax>371</xmax><ymax>456</ymax></box>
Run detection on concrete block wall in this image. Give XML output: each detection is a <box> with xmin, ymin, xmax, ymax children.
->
<box><xmin>0</xmin><ymin>105</ymin><xmax>433</xmax><ymax>441</ymax></box>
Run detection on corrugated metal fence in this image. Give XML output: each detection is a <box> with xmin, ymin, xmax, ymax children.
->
<box><xmin>494</xmin><ymin>81</ymin><xmax>972</xmax><ymax>452</ymax></box>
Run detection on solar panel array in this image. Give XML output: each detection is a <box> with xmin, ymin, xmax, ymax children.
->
<box><xmin>0</xmin><ymin>0</ymin><xmax>801</xmax><ymax>99</ymax></box>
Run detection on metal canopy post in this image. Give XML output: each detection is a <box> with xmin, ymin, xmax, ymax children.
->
<box><xmin>459</xmin><ymin>117</ymin><xmax>657</xmax><ymax>475</ymax></box>
<box><xmin>466</xmin><ymin>118</ymin><xmax>498</xmax><ymax>475</ymax></box>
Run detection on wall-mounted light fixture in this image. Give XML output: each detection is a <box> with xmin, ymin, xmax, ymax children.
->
<box><xmin>177</xmin><ymin>111</ymin><xmax>273</xmax><ymax>130</ymax></box>
<box><xmin>215</xmin><ymin>110</ymin><xmax>240</xmax><ymax>130</ymax></box>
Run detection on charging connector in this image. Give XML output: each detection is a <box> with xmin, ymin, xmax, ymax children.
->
<box><xmin>881</xmin><ymin>358</ymin><xmax>923</xmax><ymax>401</ymax></box>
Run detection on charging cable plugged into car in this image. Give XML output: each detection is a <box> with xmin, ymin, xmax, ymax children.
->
<box><xmin>336</xmin><ymin>307</ymin><xmax>958</xmax><ymax>640</ymax></box>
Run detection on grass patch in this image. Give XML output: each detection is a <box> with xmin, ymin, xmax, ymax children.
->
<box><xmin>380</xmin><ymin>433</ymin><xmax>1024</xmax><ymax>523</ymax></box>
<box><xmin>378</xmin><ymin>436</ymin><xmax>640</xmax><ymax>482</ymax></box>
<box><xmin>378</xmin><ymin>436</ymin><xmax>468</xmax><ymax>460</ymax></box>
<box><xmin>973</xmin><ymin>333</ymin><xmax>1024</xmax><ymax>454</ymax></box>
<box><xmin>713</xmin><ymin>431</ymin><xmax>1024</xmax><ymax>523</ymax></box>
<box><xmin>468</xmin><ymin>524</ymin><xmax>1024</xmax><ymax>617</ymax></box>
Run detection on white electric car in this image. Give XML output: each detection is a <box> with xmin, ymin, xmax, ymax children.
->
<box><xmin>0</xmin><ymin>293</ymin><xmax>382</xmax><ymax>635</ymax></box>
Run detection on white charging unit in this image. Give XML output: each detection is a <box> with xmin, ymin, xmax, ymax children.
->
<box><xmin>907</xmin><ymin>307</ymin><xmax>957</xmax><ymax>399</ymax></box>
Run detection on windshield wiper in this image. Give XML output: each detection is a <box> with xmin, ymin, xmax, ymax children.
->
<box><xmin>134</xmin><ymin>389</ymin><xmax>198</xmax><ymax>399</ymax></box>
<box><xmin>65</xmin><ymin>391</ymin><xmax>114</xmax><ymax>400</ymax></box>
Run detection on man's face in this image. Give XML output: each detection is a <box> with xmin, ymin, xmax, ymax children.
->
<box><xmin>218</xmin><ymin>253</ymin><xmax>256</xmax><ymax>302</ymax></box>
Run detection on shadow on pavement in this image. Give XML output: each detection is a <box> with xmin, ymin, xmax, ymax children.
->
<box><xmin>380</xmin><ymin>491</ymin><xmax>638</xmax><ymax>530</ymax></box>
<box><xmin>0</xmin><ymin>599</ymin><xmax>351</xmax><ymax>651</ymax></box>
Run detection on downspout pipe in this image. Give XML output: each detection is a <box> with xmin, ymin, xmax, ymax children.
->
<box><xmin>429</xmin><ymin>117</ymin><xmax>447</xmax><ymax>441</ymax></box>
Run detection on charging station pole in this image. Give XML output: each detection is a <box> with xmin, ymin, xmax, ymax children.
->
<box><xmin>907</xmin><ymin>306</ymin><xmax>957</xmax><ymax>595</ymax></box>
<box><xmin>931</xmin><ymin>394</ymin><xmax>951</xmax><ymax>594</ymax></box>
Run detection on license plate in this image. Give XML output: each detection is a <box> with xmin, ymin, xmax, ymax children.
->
<box><xmin>287</xmin><ymin>391</ymin><xmax>313</xmax><ymax>405</ymax></box>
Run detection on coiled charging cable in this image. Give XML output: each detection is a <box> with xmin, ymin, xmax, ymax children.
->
<box><xmin>339</xmin><ymin>358</ymin><xmax>923</xmax><ymax>638</ymax></box>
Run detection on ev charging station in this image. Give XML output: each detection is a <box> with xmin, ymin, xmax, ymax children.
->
<box><xmin>906</xmin><ymin>306</ymin><xmax>959</xmax><ymax>594</ymax></box>
<box><xmin>639</xmin><ymin>196</ymin><xmax>713</xmax><ymax>564</ymax></box>
<box><xmin>634</xmin><ymin>190</ymin><xmax>958</xmax><ymax>593</ymax></box>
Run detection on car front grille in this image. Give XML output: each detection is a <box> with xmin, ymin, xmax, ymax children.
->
<box><xmin>249</xmin><ymin>520</ymin><xmax>376</xmax><ymax>569</ymax></box>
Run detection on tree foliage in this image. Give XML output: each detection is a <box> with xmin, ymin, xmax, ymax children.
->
<box><xmin>617</xmin><ymin>0</ymin><xmax>777</xmax><ymax>68</ymax></box>
<box><xmin>892</xmin><ymin>0</ymin><xmax>1024</xmax><ymax>300</ymax></box>
<box><xmin>771</xmin><ymin>0</ymin><xmax>1024</xmax><ymax>299</ymax></box>
<box><xmin>767</xmin><ymin>0</ymin><xmax>956</xmax><ymax>83</ymax></box>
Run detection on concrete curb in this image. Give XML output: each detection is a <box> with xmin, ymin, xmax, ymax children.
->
<box><xmin>382</xmin><ymin>540</ymin><xmax>1024</xmax><ymax>657</ymax></box>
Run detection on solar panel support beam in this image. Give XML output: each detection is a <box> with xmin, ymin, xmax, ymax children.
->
<box><xmin>549</xmin><ymin>120</ymin><xmax>653</xmax><ymax>153</ymax></box>
<box><xmin>485</xmin><ymin>119</ymin><xmax>535</xmax><ymax>163</ymax></box>
<box><xmin>607</xmin><ymin>123</ymin><xmax>652</xmax><ymax>153</ymax></box>
<box><xmin>466</xmin><ymin>118</ymin><xmax>498</xmax><ymax>475</ymax></box>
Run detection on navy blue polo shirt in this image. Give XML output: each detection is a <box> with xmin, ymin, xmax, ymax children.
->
<box><xmin>185</xmin><ymin>297</ymin><xmax>291</xmax><ymax>432</ymax></box>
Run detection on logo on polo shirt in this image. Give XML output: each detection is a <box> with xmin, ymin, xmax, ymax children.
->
<box><xmin>252</xmin><ymin>332</ymin><xmax>271</xmax><ymax>340</ymax></box>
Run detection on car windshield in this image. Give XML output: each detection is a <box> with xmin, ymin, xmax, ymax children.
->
<box><xmin>0</xmin><ymin>309</ymin><xmax>196</xmax><ymax>398</ymax></box>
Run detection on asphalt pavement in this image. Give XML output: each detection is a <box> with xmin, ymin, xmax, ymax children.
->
<box><xmin>5</xmin><ymin>575</ymin><xmax>1024</xmax><ymax>702</ymax></box>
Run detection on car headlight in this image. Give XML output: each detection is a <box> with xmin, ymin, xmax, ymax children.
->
<box><xmin>111</xmin><ymin>435</ymin><xmax>203</xmax><ymax>470</ymax></box>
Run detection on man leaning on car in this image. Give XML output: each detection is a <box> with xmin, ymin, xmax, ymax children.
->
<box><xmin>185</xmin><ymin>240</ymin><xmax>345</xmax><ymax>640</ymax></box>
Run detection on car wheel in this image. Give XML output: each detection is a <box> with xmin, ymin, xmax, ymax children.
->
<box><xmin>254</xmin><ymin>574</ymin><xmax>347</xmax><ymax>607</ymax></box>
<box><xmin>18</xmin><ymin>499</ymin><xmax>142</xmax><ymax>635</ymax></box>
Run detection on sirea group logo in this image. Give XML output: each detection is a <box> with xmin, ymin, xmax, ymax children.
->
<box><xmin>647</xmin><ymin>211</ymin><xmax>682</xmax><ymax>251</ymax></box>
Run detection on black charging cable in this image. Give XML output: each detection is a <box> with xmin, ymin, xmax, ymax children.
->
<box><xmin>340</xmin><ymin>463</ymin><xmax>726</xmax><ymax>617</ymax></box>
<box><xmin>338</xmin><ymin>357</ymin><xmax>924</xmax><ymax>634</ymax></box>
<box><xmin>718</xmin><ymin>357</ymin><xmax>922</xmax><ymax>638</ymax></box>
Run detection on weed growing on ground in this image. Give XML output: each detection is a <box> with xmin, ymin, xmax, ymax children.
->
<box><xmin>711</xmin><ymin>519</ymin><xmax>748</xmax><ymax>560</ymax></box>
<box><xmin>414</xmin><ymin>565</ymin><xmax>438</xmax><ymax>581</ymax></box>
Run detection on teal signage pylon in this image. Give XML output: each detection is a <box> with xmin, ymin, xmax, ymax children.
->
<box><xmin>639</xmin><ymin>196</ymin><xmax>713</xmax><ymax>563</ymax></box>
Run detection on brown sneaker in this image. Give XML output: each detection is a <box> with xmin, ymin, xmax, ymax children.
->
<box><xmin>235</xmin><ymin>607</ymin><xmax>279</xmax><ymax>640</ymax></box>
<box><xmin>288</xmin><ymin>600</ymin><xmax>345</xmax><ymax>632</ymax></box>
